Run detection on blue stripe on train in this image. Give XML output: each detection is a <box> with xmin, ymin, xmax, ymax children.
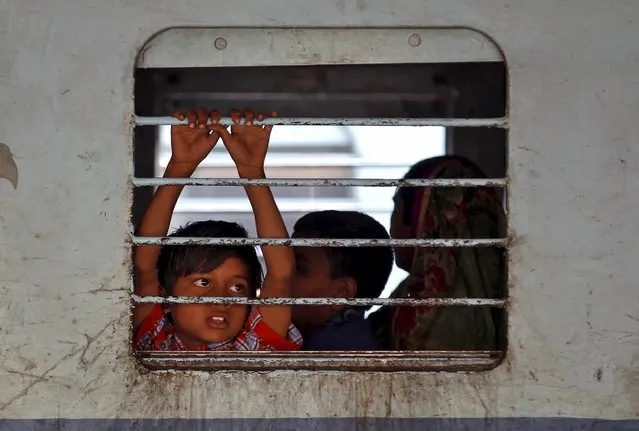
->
<box><xmin>1</xmin><ymin>418</ymin><xmax>638</xmax><ymax>430</ymax></box>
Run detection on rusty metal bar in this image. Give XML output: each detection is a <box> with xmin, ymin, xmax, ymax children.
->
<box><xmin>133</xmin><ymin>115</ymin><xmax>508</xmax><ymax>128</ymax></box>
<box><xmin>131</xmin><ymin>295</ymin><xmax>507</xmax><ymax>306</ymax></box>
<box><xmin>131</xmin><ymin>177</ymin><xmax>507</xmax><ymax>187</ymax></box>
<box><xmin>136</xmin><ymin>350</ymin><xmax>504</xmax><ymax>372</ymax></box>
<box><xmin>130</xmin><ymin>237</ymin><xmax>507</xmax><ymax>247</ymax></box>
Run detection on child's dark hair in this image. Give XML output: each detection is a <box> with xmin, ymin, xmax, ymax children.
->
<box><xmin>292</xmin><ymin>211</ymin><xmax>393</xmax><ymax>301</ymax></box>
<box><xmin>156</xmin><ymin>220</ymin><xmax>262</xmax><ymax>296</ymax></box>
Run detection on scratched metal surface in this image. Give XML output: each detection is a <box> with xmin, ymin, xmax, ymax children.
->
<box><xmin>0</xmin><ymin>0</ymin><xmax>638</xmax><ymax>421</ymax></box>
<box><xmin>131</xmin><ymin>237</ymin><xmax>506</xmax><ymax>247</ymax></box>
<box><xmin>133</xmin><ymin>115</ymin><xmax>508</xmax><ymax>127</ymax></box>
<box><xmin>135</xmin><ymin>351</ymin><xmax>504</xmax><ymax>372</ymax></box>
<box><xmin>131</xmin><ymin>178</ymin><xmax>508</xmax><ymax>187</ymax></box>
<box><xmin>129</xmin><ymin>297</ymin><xmax>507</xmax><ymax>306</ymax></box>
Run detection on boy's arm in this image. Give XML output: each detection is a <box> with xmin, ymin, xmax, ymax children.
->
<box><xmin>133</xmin><ymin>162</ymin><xmax>195</xmax><ymax>330</ymax></box>
<box><xmin>133</xmin><ymin>109</ymin><xmax>220</xmax><ymax>331</ymax></box>
<box><xmin>212</xmin><ymin>110</ymin><xmax>294</xmax><ymax>337</ymax></box>
<box><xmin>241</xmin><ymin>168</ymin><xmax>294</xmax><ymax>337</ymax></box>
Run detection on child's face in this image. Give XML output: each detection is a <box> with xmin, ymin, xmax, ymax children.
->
<box><xmin>169</xmin><ymin>257</ymin><xmax>252</xmax><ymax>349</ymax></box>
<box><xmin>290</xmin><ymin>247</ymin><xmax>348</xmax><ymax>332</ymax></box>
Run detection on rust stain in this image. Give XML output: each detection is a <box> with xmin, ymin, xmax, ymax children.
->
<box><xmin>135</xmin><ymin>351</ymin><xmax>504</xmax><ymax>373</ymax></box>
<box><xmin>131</xmin><ymin>295</ymin><xmax>507</xmax><ymax>307</ymax></box>
<box><xmin>132</xmin><ymin>236</ymin><xmax>507</xmax><ymax>248</ymax></box>
<box><xmin>132</xmin><ymin>177</ymin><xmax>507</xmax><ymax>187</ymax></box>
<box><xmin>133</xmin><ymin>115</ymin><xmax>508</xmax><ymax>128</ymax></box>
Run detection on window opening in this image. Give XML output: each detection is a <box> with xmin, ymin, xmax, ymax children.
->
<box><xmin>152</xmin><ymin>123</ymin><xmax>447</xmax><ymax>307</ymax></box>
<box><xmin>132</xmin><ymin>59</ymin><xmax>507</xmax><ymax>371</ymax></box>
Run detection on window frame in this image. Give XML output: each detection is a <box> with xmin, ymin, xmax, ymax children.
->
<box><xmin>132</xmin><ymin>27</ymin><xmax>508</xmax><ymax>372</ymax></box>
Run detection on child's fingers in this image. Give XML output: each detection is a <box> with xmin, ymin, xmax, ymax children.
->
<box><xmin>186</xmin><ymin>109</ymin><xmax>197</xmax><ymax>128</ymax></box>
<box><xmin>256</xmin><ymin>112</ymin><xmax>266</xmax><ymax>128</ymax></box>
<box><xmin>264</xmin><ymin>111</ymin><xmax>277</xmax><ymax>133</ymax></box>
<box><xmin>210</xmin><ymin>124</ymin><xmax>230</xmax><ymax>139</ymax></box>
<box><xmin>244</xmin><ymin>108</ymin><xmax>254</xmax><ymax>126</ymax></box>
<box><xmin>196</xmin><ymin>107</ymin><xmax>208</xmax><ymax>129</ymax></box>
<box><xmin>209</xmin><ymin>110</ymin><xmax>221</xmax><ymax>125</ymax></box>
<box><xmin>172</xmin><ymin>111</ymin><xmax>186</xmax><ymax>121</ymax></box>
<box><xmin>229</xmin><ymin>109</ymin><xmax>241</xmax><ymax>125</ymax></box>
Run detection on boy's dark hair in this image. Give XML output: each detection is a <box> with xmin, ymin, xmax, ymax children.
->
<box><xmin>156</xmin><ymin>220</ymin><xmax>262</xmax><ymax>296</ymax></box>
<box><xmin>292</xmin><ymin>211</ymin><xmax>393</xmax><ymax>300</ymax></box>
<box><xmin>397</xmin><ymin>155</ymin><xmax>482</xmax><ymax>224</ymax></box>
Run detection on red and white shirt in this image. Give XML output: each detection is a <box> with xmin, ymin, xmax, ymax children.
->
<box><xmin>135</xmin><ymin>305</ymin><xmax>303</xmax><ymax>351</ymax></box>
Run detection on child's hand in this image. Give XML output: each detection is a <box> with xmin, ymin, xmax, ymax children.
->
<box><xmin>211</xmin><ymin>109</ymin><xmax>276</xmax><ymax>178</ymax></box>
<box><xmin>169</xmin><ymin>108</ymin><xmax>220</xmax><ymax>172</ymax></box>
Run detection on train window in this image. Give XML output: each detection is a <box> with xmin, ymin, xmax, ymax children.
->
<box><xmin>131</xmin><ymin>28</ymin><xmax>508</xmax><ymax>372</ymax></box>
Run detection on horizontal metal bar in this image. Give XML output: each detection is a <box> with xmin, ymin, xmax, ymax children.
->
<box><xmin>131</xmin><ymin>295</ymin><xmax>507</xmax><ymax>307</ymax></box>
<box><xmin>136</xmin><ymin>351</ymin><xmax>504</xmax><ymax>372</ymax></box>
<box><xmin>131</xmin><ymin>177</ymin><xmax>507</xmax><ymax>187</ymax></box>
<box><xmin>133</xmin><ymin>115</ymin><xmax>508</xmax><ymax>128</ymax></box>
<box><xmin>131</xmin><ymin>237</ymin><xmax>507</xmax><ymax>247</ymax></box>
